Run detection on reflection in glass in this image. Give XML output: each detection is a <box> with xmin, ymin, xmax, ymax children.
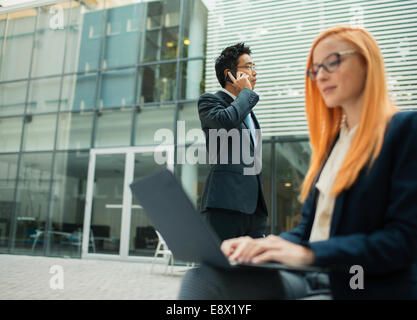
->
<box><xmin>177</xmin><ymin>157</ymin><xmax>210</xmax><ymax>211</ymax></box>
<box><xmin>102</xmin><ymin>3</ymin><xmax>144</xmax><ymax>69</ymax></box>
<box><xmin>64</xmin><ymin>3</ymin><xmax>83</xmax><ymax>74</ymax></box>
<box><xmin>181</xmin><ymin>0</ymin><xmax>207</xmax><ymax>59</ymax></box>
<box><xmin>99</xmin><ymin>69</ymin><xmax>135</xmax><ymax>108</ymax></box>
<box><xmin>142</xmin><ymin>0</ymin><xmax>180</xmax><ymax>62</ymax></box>
<box><xmin>60</xmin><ymin>75</ymin><xmax>76</xmax><ymax>111</ymax></box>
<box><xmin>89</xmin><ymin>153</ymin><xmax>125</xmax><ymax>254</ymax></box>
<box><xmin>180</xmin><ymin>59</ymin><xmax>205</xmax><ymax>100</ymax></box>
<box><xmin>12</xmin><ymin>152</ymin><xmax>52</xmax><ymax>255</ymax></box>
<box><xmin>0</xmin><ymin>154</ymin><xmax>19</xmax><ymax>251</ymax></box>
<box><xmin>31</xmin><ymin>5</ymin><xmax>68</xmax><ymax>77</ymax></box>
<box><xmin>22</xmin><ymin>114</ymin><xmax>57</xmax><ymax>151</ymax></box>
<box><xmin>95</xmin><ymin>108</ymin><xmax>132</xmax><ymax>147</ymax></box>
<box><xmin>72</xmin><ymin>73</ymin><xmax>97</xmax><ymax>111</ymax></box>
<box><xmin>0</xmin><ymin>9</ymin><xmax>36</xmax><ymax>81</ymax></box>
<box><xmin>129</xmin><ymin>152</ymin><xmax>166</xmax><ymax>256</ymax></box>
<box><xmin>261</xmin><ymin>143</ymin><xmax>272</xmax><ymax>234</ymax></box>
<box><xmin>0</xmin><ymin>14</ymin><xmax>6</xmax><ymax>38</ymax></box>
<box><xmin>135</xmin><ymin>105</ymin><xmax>175</xmax><ymax>146</ymax></box>
<box><xmin>48</xmin><ymin>151</ymin><xmax>89</xmax><ymax>257</ymax></box>
<box><xmin>57</xmin><ymin>111</ymin><xmax>93</xmax><ymax>150</ymax></box>
<box><xmin>0</xmin><ymin>81</ymin><xmax>28</xmax><ymax>116</ymax></box>
<box><xmin>178</xmin><ymin>102</ymin><xmax>204</xmax><ymax>143</ymax></box>
<box><xmin>27</xmin><ymin>77</ymin><xmax>62</xmax><ymax>114</ymax></box>
<box><xmin>77</xmin><ymin>7</ymin><xmax>104</xmax><ymax>73</ymax></box>
<box><xmin>0</xmin><ymin>117</ymin><xmax>23</xmax><ymax>152</ymax></box>
<box><xmin>138</xmin><ymin>62</ymin><xmax>176</xmax><ymax>103</ymax></box>
<box><xmin>274</xmin><ymin>141</ymin><xmax>310</xmax><ymax>234</ymax></box>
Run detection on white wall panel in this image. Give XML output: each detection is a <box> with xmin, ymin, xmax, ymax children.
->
<box><xmin>205</xmin><ymin>0</ymin><xmax>417</xmax><ymax>136</ymax></box>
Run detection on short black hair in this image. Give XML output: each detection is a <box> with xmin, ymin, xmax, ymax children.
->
<box><xmin>215</xmin><ymin>42</ymin><xmax>251</xmax><ymax>88</ymax></box>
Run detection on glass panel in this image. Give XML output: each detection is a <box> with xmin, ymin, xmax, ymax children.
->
<box><xmin>102</xmin><ymin>2</ymin><xmax>144</xmax><ymax>69</ymax></box>
<box><xmin>181</xmin><ymin>0</ymin><xmax>207</xmax><ymax>59</ymax></box>
<box><xmin>0</xmin><ymin>81</ymin><xmax>28</xmax><ymax>116</ymax></box>
<box><xmin>261</xmin><ymin>142</ymin><xmax>272</xmax><ymax>234</ymax></box>
<box><xmin>177</xmin><ymin>102</ymin><xmax>204</xmax><ymax>143</ymax></box>
<box><xmin>22</xmin><ymin>114</ymin><xmax>57</xmax><ymax>151</ymax></box>
<box><xmin>95</xmin><ymin>108</ymin><xmax>132</xmax><ymax>147</ymax></box>
<box><xmin>89</xmin><ymin>153</ymin><xmax>125</xmax><ymax>254</ymax></box>
<box><xmin>0</xmin><ymin>9</ymin><xmax>37</xmax><ymax>81</ymax></box>
<box><xmin>27</xmin><ymin>77</ymin><xmax>62</xmax><ymax>114</ymax></box>
<box><xmin>48</xmin><ymin>151</ymin><xmax>89</xmax><ymax>257</ymax></box>
<box><xmin>12</xmin><ymin>152</ymin><xmax>52</xmax><ymax>255</ymax></box>
<box><xmin>179</xmin><ymin>59</ymin><xmax>205</xmax><ymax>100</ymax></box>
<box><xmin>0</xmin><ymin>14</ymin><xmax>6</xmax><ymax>42</ymax></box>
<box><xmin>77</xmin><ymin>3</ymin><xmax>105</xmax><ymax>73</ymax></box>
<box><xmin>57</xmin><ymin>111</ymin><xmax>93</xmax><ymax>150</ymax></box>
<box><xmin>177</xmin><ymin>157</ymin><xmax>210</xmax><ymax>211</ymax></box>
<box><xmin>129</xmin><ymin>151</ymin><xmax>166</xmax><ymax>257</ymax></box>
<box><xmin>274</xmin><ymin>140</ymin><xmax>310</xmax><ymax>234</ymax></box>
<box><xmin>31</xmin><ymin>4</ymin><xmax>69</xmax><ymax>77</ymax></box>
<box><xmin>138</xmin><ymin>62</ymin><xmax>176</xmax><ymax>103</ymax></box>
<box><xmin>71</xmin><ymin>73</ymin><xmax>98</xmax><ymax>111</ymax></box>
<box><xmin>64</xmin><ymin>2</ymin><xmax>83</xmax><ymax>74</ymax></box>
<box><xmin>0</xmin><ymin>116</ymin><xmax>23</xmax><ymax>152</ymax></box>
<box><xmin>141</xmin><ymin>0</ymin><xmax>180</xmax><ymax>63</ymax></box>
<box><xmin>0</xmin><ymin>154</ymin><xmax>19</xmax><ymax>251</ymax></box>
<box><xmin>60</xmin><ymin>75</ymin><xmax>76</xmax><ymax>111</ymax></box>
<box><xmin>99</xmin><ymin>68</ymin><xmax>135</xmax><ymax>109</ymax></box>
<box><xmin>135</xmin><ymin>104</ymin><xmax>175</xmax><ymax>146</ymax></box>
<box><xmin>142</xmin><ymin>1</ymin><xmax>162</xmax><ymax>62</ymax></box>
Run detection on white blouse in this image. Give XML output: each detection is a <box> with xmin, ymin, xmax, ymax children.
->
<box><xmin>309</xmin><ymin>121</ymin><xmax>358</xmax><ymax>242</ymax></box>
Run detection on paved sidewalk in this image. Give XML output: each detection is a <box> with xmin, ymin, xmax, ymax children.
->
<box><xmin>0</xmin><ymin>254</ymin><xmax>187</xmax><ymax>300</ymax></box>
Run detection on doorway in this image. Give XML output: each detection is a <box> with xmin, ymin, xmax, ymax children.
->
<box><xmin>82</xmin><ymin>146</ymin><xmax>173</xmax><ymax>261</ymax></box>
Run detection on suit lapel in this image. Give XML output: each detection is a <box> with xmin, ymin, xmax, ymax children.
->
<box><xmin>330</xmin><ymin>191</ymin><xmax>346</xmax><ymax>236</ymax></box>
<box><xmin>215</xmin><ymin>90</ymin><xmax>255</xmax><ymax>148</ymax></box>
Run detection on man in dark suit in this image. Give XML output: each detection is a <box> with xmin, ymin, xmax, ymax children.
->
<box><xmin>198</xmin><ymin>43</ymin><xmax>268</xmax><ymax>241</ymax></box>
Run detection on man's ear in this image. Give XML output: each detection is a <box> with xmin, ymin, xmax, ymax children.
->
<box><xmin>224</xmin><ymin>69</ymin><xmax>230</xmax><ymax>80</ymax></box>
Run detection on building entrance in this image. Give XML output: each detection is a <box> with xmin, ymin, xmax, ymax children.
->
<box><xmin>82</xmin><ymin>146</ymin><xmax>173</xmax><ymax>261</ymax></box>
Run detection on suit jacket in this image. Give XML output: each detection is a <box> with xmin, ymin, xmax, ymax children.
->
<box><xmin>198</xmin><ymin>88</ymin><xmax>267</xmax><ymax>215</ymax></box>
<box><xmin>280</xmin><ymin>111</ymin><xmax>417</xmax><ymax>299</ymax></box>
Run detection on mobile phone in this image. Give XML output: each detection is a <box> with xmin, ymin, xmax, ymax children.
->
<box><xmin>225</xmin><ymin>70</ymin><xmax>238</xmax><ymax>83</ymax></box>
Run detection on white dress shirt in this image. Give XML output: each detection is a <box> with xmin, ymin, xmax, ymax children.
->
<box><xmin>309</xmin><ymin>121</ymin><xmax>358</xmax><ymax>242</ymax></box>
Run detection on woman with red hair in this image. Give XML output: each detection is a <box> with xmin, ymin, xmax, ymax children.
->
<box><xmin>179</xmin><ymin>26</ymin><xmax>417</xmax><ymax>300</ymax></box>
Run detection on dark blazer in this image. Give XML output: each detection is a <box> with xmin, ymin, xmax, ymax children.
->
<box><xmin>280</xmin><ymin>111</ymin><xmax>417</xmax><ymax>299</ymax></box>
<box><xmin>198</xmin><ymin>88</ymin><xmax>267</xmax><ymax>215</ymax></box>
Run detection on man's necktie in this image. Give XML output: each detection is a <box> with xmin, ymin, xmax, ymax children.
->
<box><xmin>245</xmin><ymin>113</ymin><xmax>257</xmax><ymax>147</ymax></box>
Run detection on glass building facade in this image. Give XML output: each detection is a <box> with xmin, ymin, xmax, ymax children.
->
<box><xmin>0</xmin><ymin>0</ymin><xmax>211</xmax><ymax>260</ymax></box>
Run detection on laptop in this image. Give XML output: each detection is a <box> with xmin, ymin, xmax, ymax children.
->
<box><xmin>129</xmin><ymin>169</ymin><xmax>326</xmax><ymax>273</ymax></box>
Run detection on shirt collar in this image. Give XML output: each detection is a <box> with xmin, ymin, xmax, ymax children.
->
<box><xmin>340</xmin><ymin>116</ymin><xmax>359</xmax><ymax>139</ymax></box>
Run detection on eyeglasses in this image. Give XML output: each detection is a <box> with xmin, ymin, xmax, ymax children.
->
<box><xmin>237</xmin><ymin>64</ymin><xmax>256</xmax><ymax>71</ymax></box>
<box><xmin>307</xmin><ymin>50</ymin><xmax>357</xmax><ymax>81</ymax></box>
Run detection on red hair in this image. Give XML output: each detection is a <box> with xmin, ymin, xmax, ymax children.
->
<box><xmin>300</xmin><ymin>26</ymin><xmax>397</xmax><ymax>202</ymax></box>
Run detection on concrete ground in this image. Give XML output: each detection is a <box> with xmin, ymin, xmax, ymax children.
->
<box><xmin>0</xmin><ymin>254</ymin><xmax>187</xmax><ymax>300</ymax></box>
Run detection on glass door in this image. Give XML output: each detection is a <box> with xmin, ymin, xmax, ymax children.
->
<box><xmin>86</xmin><ymin>153</ymin><xmax>125</xmax><ymax>255</ymax></box>
<box><xmin>128</xmin><ymin>151</ymin><xmax>169</xmax><ymax>257</ymax></box>
<box><xmin>82</xmin><ymin>146</ymin><xmax>173</xmax><ymax>259</ymax></box>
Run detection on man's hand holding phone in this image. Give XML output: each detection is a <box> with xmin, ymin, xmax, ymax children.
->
<box><xmin>227</xmin><ymin>71</ymin><xmax>252</xmax><ymax>93</ymax></box>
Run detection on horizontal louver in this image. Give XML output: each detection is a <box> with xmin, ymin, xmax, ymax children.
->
<box><xmin>205</xmin><ymin>0</ymin><xmax>417</xmax><ymax>137</ymax></box>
